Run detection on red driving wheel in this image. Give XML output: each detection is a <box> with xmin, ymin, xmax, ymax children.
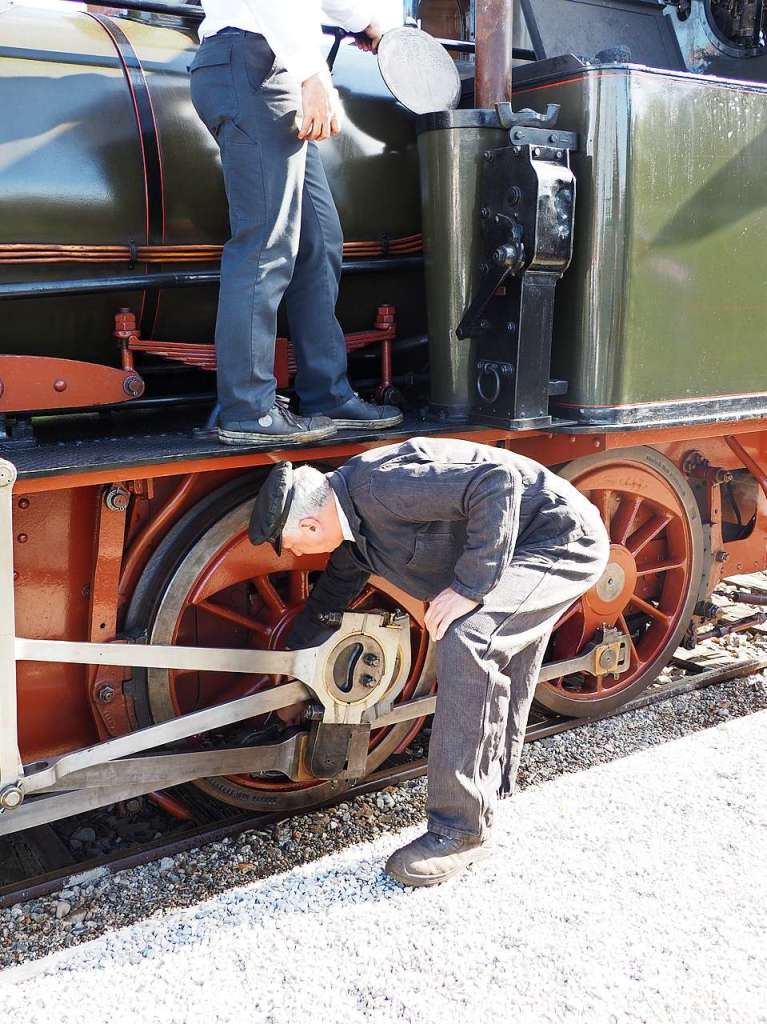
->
<box><xmin>537</xmin><ymin>447</ymin><xmax>705</xmax><ymax>717</ymax></box>
<box><xmin>130</xmin><ymin>481</ymin><xmax>435</xmax><ymax>813</ymax></box>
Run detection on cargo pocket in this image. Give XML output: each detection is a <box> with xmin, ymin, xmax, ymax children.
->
<box><xmin>189</xmin><ymin>39</ymin><xmax>238</xmax><ymax>138</ymax></box>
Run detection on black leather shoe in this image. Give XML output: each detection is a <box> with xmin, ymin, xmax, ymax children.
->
<box><xmin>218</xmin><ymin>403</ymin><xmax>337</xmax><ymax>445</ymax></box>
<box><xmin>318</xmin><ymin>393</ymin><xmax>404</xmax><ymax>429</ymax></box>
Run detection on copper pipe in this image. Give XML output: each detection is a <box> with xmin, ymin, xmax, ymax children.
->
<box><xmin>725</xmin><ymin>434</ymin><xmax>767</xmax><ymax>501</ymax></box>
<box><xmin>0</xmin><ymin>235</ymin><xmax>423</xmax><ymax>265</ymax></box>
<box><xmin>475</xmin><ymin>0</ymin><xmax>514</xmax><ymax>107</ymax></box>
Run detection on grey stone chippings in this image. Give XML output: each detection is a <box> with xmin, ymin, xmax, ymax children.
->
<box><xmin>0</xmin><ymin>664</ymin><xmax>765</xmax><ymax>973</ymax></box>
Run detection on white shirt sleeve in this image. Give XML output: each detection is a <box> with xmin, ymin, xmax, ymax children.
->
<box><xmin>242</xmin><ymin>0</ymin><xmax>330</xmax><ymax>84</ymax></box>
<box><xmin>321</xmin><ymin>2</ymin><xmax>374</xmax><ymax>33</ymax></box>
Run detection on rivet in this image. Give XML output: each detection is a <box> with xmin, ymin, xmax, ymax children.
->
<box><xmin>18</xmin><ymin>498</ymin><xmax>29</xmax><ymax>509</ymax></box>
<box><xmin>594</xmin><ymin>440</ymin><xmax>601</xmax><ymax>448</ymax></box>
<box><xmin>17</xmin><ymin>533</ymin><xmax>27</xmax><ymax>544</ymax></box>
<box><xmin>53</xmin><ymin>379</ymin><xmax>67</xmax><ymax>392</ymax></box>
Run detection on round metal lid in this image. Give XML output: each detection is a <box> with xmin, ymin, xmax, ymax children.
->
<box><xmin>377</xmin><ymin>27</ymin><xmax>462</xmax><ymax>115</ymax></box>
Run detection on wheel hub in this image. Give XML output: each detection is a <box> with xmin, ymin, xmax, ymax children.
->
<box><xmin>585</xmin><ymin>544</ymin><xmax>637</xmax><ymax>620</ymax></box>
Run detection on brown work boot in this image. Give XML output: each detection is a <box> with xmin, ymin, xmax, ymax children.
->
<box><xmin>385</xmin><ymin>830</ymin><xmax>492</xmax><ymax>887</ymax></box>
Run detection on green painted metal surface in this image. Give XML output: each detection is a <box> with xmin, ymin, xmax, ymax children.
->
<box><xmin>0</xmin><ymin>8</ymin><xmax>423</xmax><ymax>366</ymax></box>
<box><xmin>418</xmin><ymin>122</ymin><xmax>504</xmax><ymax>416</ymax></box>
<box><xmin>514</xmin><ymin>66</ymin><xmax>767</xmax><ymax>412</ymax></box>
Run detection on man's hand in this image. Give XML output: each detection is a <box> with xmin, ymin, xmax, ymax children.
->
<box><xmin>353</xmin><ymin>20</ymin><xmax>384</xmax><ymax>53</ymax></box>
<box><xmin>424</xmin><ymin>587</ymin><xmax>479</xmax><ymax>642</ymax></box>
<box><xmin>298</xmin><ymin>73</ymin><xmax>342</xmax><ymax>141</ymax></box>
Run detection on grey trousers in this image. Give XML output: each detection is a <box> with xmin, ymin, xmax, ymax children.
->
<box><xmin>189</xmin><ymin>29</ymin><xmax>354</xmax><ymax>424</ymax></box>
<box><xmin>427</xmin><ymin>523</ymin><xmax>610</xmax><ymax>840</ymax></box>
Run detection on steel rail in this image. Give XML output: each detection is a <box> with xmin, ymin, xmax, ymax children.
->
<box><xmin>2</xmin><ymin>654</ymin><xmax>764</xmax><ymax>910</ymax></box>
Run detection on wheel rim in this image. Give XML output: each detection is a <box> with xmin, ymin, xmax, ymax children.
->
<box><xmin>541</xmin><ymin>453</ymin><xmax>699</xmax><ymax>707</ymax></box>
<box><xmin>146</xmin><ymin>499</ymin><xmax>433</xmax><ymax>806</ymax></box>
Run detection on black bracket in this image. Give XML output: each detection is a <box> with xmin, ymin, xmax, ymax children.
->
<box><xmin>456</xmin><ymin>104</ymin><xmax>578</xmax><ymax>429</ymax></box>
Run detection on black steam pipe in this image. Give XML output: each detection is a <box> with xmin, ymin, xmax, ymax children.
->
<box><xmin>0</xmin><ymin>257</ymin><xmax>423</xmax><ymax>300</ymax></box>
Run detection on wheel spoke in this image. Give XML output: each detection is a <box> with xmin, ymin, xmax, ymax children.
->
<box><xmin>590</xmin><ymin>489</ymin><xmax>611</xmax><ymax>527</ymax></box>
<box><xmin>611</xmin><ymin>496</ymin><xmax>642</xmax><ymax>545</ymax></box>
<box><xmin>617</xmin><ymin>615</ymin><xmax>640</xmax><ymax>668</ymax></box>
<box><xmin>635</xmin><ymin>557</ymin><xmax>685</xmax><ymax>576</ymax></box>
<box><xmin>350</xmin><ymin>584</ymin><xmax>377</xmax><ymax>609</ymax></box>
<box><xmin>628</xmin><ymin>593</ymin><xmax>671</xmax><ymax>624</ymax></box>
<box><xmin>197</xmin><ymin>599</ymin><xmax>270</xmax><ymax>639</ymax></box>
<box><xmin>252</xmin><ymin>576</ymin><xmax>286</xmax><ymax>619</ymax></box>
<box><xmin>554</xmin><ymin>600</ymin><xmax>581</xmax><ymax>630</ymax></box>
<box><xmin>627</xmin><ymin>512</ymin><xmax>674</xmax><ymax>557</ymax></box>
<box><xmin>288</xmin><ymin>570</ymin><xmax>310</xmax><ymax>605</ymax></box>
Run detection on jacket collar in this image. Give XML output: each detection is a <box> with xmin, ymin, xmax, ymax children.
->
<box><xmin>327</xmin><ymin>471</ymin><xmax>370</xmax><ymax>562</ymax></box>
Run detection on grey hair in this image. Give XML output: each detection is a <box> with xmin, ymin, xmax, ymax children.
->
<box><xmin>284</xmin><ymin>465</ymin><xmax>333</xmax><ymax>531</ymax></box>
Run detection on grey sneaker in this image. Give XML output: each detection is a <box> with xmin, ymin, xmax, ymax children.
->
<box><xmin>319</xmin><ymin>392</ymin><xmax>404</xmax><ymax>429</ymax></box>
<box><xmin>385</xmin><ymin>830</ymin><xmax>492</xmax><ymax>887</ymax></box>
<box><xmin>218</xmin><ymin>402</ymin><xmax>337</xmax><ymax>446</ymax></box>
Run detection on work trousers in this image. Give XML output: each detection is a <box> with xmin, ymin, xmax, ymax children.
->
<box><xmin>427</xmin><ymin>521</ymin><xmax>610</xmax><ymax>840</ymax></box>
<box><xmin>189</xmin><ymin>29</ymin><xmax>354</xmax><ymax>424</ymax></box>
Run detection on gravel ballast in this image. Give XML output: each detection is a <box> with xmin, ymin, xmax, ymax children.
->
<box><xmin>1</xmin><ymin>670</ymin><xmax>766</xmax><ymax>972</ymax></box>
<box><xmin>1</xmin><ymin>703</ymin><xmax>766</xmax><ymax>1023</ymax></box>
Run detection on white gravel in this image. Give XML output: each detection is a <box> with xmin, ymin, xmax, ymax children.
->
<box><xmin>2</xmin><ymin>709</ymin><xmax>765</xmax><ymax>1024</ymax></box>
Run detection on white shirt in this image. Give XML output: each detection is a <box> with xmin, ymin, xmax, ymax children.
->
<box><xmin>332</xmin><ymin>490</ymin><xmax>355</xmax><ymax>542</ymax></box>
<box><xmin>199</xmin><ymin>1</ymin><xmax>374</xmax><ymax>85</ymax></box>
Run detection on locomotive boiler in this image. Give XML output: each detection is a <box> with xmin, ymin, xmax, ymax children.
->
<box><xmin>2</xmin><ymin>0</ymin><xmax>767</xmax><ymax>832</ymax></box>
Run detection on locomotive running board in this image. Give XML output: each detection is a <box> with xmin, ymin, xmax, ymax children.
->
<box><xmin>0</xmin><ymin>457</ymin><xmax>630</xmax><ymax>835</ymax></box>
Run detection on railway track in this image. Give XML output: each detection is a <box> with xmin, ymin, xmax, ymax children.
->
<box><xmin>1</xmin><ymin>653</ymin><xmax>764</xmax><ymax>910</ymax></box>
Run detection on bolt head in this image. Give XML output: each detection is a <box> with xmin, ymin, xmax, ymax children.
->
<box><xmin>0</xmin><ymin>785</ymin><xmax>23</xmax><ymax>809</ymax></box>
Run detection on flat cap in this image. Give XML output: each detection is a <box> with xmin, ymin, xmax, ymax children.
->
<box><xmin>248</xmin><ymin>462</ymin><xmax>294</xmax><ymax>556</ymax></box>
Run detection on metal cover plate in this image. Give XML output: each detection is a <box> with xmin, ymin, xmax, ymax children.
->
<box><xmin>377</xmin><ymin>27</ymin><xmax>461</xmax><ymax>115</ymax></box>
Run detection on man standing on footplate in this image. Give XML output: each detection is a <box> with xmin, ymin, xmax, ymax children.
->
<box><xmin>190</xmin><ymin>1</ymin><xmax>403</xmax><ymax>446</ymax></box>
<box><xmin>247</xmin><ymin>438</ymin><xmax>611</xmax><ymax>886</ymax></box>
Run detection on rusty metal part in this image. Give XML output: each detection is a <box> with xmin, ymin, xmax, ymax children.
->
<box><xmin>0</xmin><ymin>355</ymin><xmax>145</xmax><ymax>413</ymax></box>
<box><xmin>729</xmin><ymin>589</ymin><xmax>767</xmax><ymax>606</ymax></box>
<box><xmin>682</xmin><ymin>449</ymin><xmax>734</xmax><ymax>484</ymax></box>
<box><xmin>147</xmin><ymin>790</ymin><xmax>194</xmax><ymax>821</ymax></box>
<box><xmin>697</xmin><ymin>612</ymin><xmax>767</xmax><ymax>640</ymax></box>
<box><xmin>475</xmin><ymin>0</ymin><xmax>514</xmax><ymax>107</ymax></box>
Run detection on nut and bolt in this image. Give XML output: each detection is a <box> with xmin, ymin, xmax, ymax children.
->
<box><xmin>123</xmin><ymin>375</ymin><xmax>144</xmax><ymax>398</ymax></box>
<box><xmin>363</xmin><ymin>653</ymin><xmax>380</xmax><ymax>667</ymax></box>
<box><xmin>598</xmin><ymin>647</ymin><xmax>619</xmax><ymax>672</ymax></box>
<box><xmin>105</xmin><ymin>486</ymin><xmax>131</xmax><ymax>513</ymax></box>
<box><xmin>0</xmin><ymin>785</ymin><xmax>23</xmax><ymax>810</ymax></box>
<box><xmin>97</xmin><ymin>685</ymin><xmax>115</xmax><ymax>704</ymax></box>
<box><xmin>715</xmin><ymin>550</ymin><xmax>730</xmax><ymax>563</ymax></box>
<box><xmin>360</xmin><ymin>674</ymin><xmax>377</xmax><ymax>689</ymax></box>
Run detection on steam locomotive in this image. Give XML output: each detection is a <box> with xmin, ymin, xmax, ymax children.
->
<box><xmin>1</xmin><ymin>0</ymin><xmax>766</xmax><ymax>830</ymax></box>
